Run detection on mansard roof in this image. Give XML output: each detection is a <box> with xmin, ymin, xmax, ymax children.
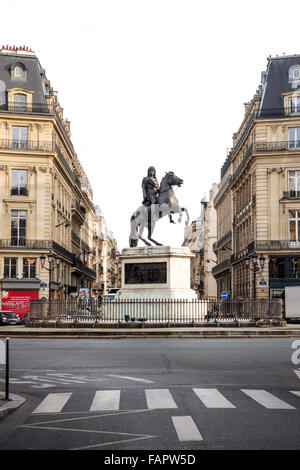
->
<box><xmin>259</xmin><ymin>54</ymin><xmax>300</xmax><ymax>118</ymax></box>
<box><xmin>0</xmin><ymin>47</ymin><xmax>52</xmax><ymax>103</ymax></box>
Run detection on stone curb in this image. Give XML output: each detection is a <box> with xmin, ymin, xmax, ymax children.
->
<box><xmin>0</xmin><ymin>326</ymin><xmax>300</xmax><ymax>338</ymax></box>
<box><xmin>0</xmin><ymin>393</ymin><xmax>26</xmax><ymax>422</ymax></box>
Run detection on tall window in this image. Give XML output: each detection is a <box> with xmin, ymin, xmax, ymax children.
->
<box><xmin>23</xmin><ymin>258</ymin><xmax>36</xmax><ymax>278</ymax></box>
<box><xmin>288</xmin><ymin>128</ymin><xmax>300</xmax><ymax>149</ymax></box>
<box><xmin>289</xmin><ymin>210</ymin><xmax>300</xmax><ymax>245</ymax></box>
<box><xmin>11</xmin><ymin>169</ymin><xmax>28</xmax><ymax>196</ymax></box>
<box><xmin>12</xmin><ymin>126</ymin><xmax>28</xmax><ymax>149</ymax></box>
<box><xmin>3</xmin><ymin>258</ymin><xmax>17</xmax><ymax>278</ymax></box>
<box><xmin>13</xmin><ymin>94</ymin><xmax>27</xmax><ymax>112</ymax></box>
<box><xmin>11</xmin><ymin>210</ymin><xmax>27</xmax><ymax>246</ymax></box>
<box><xmin>288</xmin><ymin>171</ymin><xmax>300</xmax><ymax>197</ymax></box>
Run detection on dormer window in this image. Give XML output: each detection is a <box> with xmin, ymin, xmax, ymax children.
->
<box><xmin>11</xmin><ymin>62</ymin><xmax>26</xmax><ymax>81</ymax></box>
<box><xmin>13</xmin><ymin>93</ymin><xmax>27</xmax><ymax>111</ymax></box>
<box><xmin>289</xmin><ymin>65</ymin><xmax>300</xmax><ymax>87</ymax></box>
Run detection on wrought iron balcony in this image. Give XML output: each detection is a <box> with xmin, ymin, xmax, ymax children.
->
<box><xmin>0</xmin><ymin>239</ymin><xmax>52</xmax><ymax>249</ymax></box>
<box><xmin>282</xmin><ymin>190</ymin><xmax>300</xmax><ymax>199</ymax></box>
<box><xmin>212</xmin><ymin>259</ymin><xmax>231</xmax><ymax>276</ymax></box>
<box><xmin>254</xmin><ymin>141</ymin><xmax>300</xmax><ymax>152</ymax></box>
<box><xmin>249</xmin><ymin>240</ymin><xmax>300</xmax><ymax>251</ymax></box>
<box><xmin>0</xmin><ymin>102</ymin><xmax>51</xmax><ymax>114</ymax></box>
<box><xmin>72</xmin><ymin>258</ymin><xmax>96</xmax><ymax>279</ymax></box>
<box><xmin>0</xmin><ymin>139</ymin><xmax>55</xmax><ymax>152</ymax></box>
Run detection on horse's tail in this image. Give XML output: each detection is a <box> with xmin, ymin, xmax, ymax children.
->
<box><xmin>129</xmin><ymin>210</ymin><xmax>140</xmax><ymax>247</ymax></box>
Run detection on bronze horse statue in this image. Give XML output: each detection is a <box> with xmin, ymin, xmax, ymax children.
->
<box><xmin>129</xmin><ymin>171</ymin><xmax>189</xmax><ymax>247</ymax></box>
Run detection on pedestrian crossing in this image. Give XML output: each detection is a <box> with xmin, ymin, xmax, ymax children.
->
<box><xmin>31</xmin><ymin>387</ymin><xmax>300</xmax><ymax>415</ymax></box>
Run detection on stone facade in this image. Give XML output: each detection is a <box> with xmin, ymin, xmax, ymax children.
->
<box><xmin>0</xmin><ymin>46</ymin><xmax>119</xmax><ymax>312</ymax></box>
<box><xmin>182</xmin><ymin>184</ymin><xmax>217</xmax><ymax>298</ymax></box>
<box><xmin>213</xmin><ymin>54</ymin><xmax>300</xmax><ymax>302</ymax></box>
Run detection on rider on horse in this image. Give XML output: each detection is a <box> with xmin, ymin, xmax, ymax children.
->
<box><xmin>142</xmin><ymin>166</ymin><xmax>175</xmax><ymax>223</ymax></box>
<box><xmin>142</xmin><ymin>166</ymin><xmax>159</xmax><ymax>206</ymax></box>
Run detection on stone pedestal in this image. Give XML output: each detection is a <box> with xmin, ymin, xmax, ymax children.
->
<box><xmin>118</xmin><ymin>246</ymin><xmax>197</xmax><ymax>299</ymax></box>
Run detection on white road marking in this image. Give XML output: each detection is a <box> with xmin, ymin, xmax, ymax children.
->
<box><xmin>241</xmin><ymin>389</ymin><xmax>295</xmax><ymax>409</ymax></box>
<box><xmin>290</xmin><ymin>391</ymin><xmax>300</xmax><ymax>398</ymax></box>
<box><xmin>145</xmin><ymin>389</ymin><xmax>177</xmax><ymax>409</ymax></box>
<box><xmin>172</xmin><ymin>416</ymin><xmax>203</xmax><ymax>441</ymax></box>
<box><xmin>32</xmin><ymin>393</ymin><xmax>72</xmax><ymax>414</ymax></box>
<box><xmin>90</xmin><ymin>390</ymin><xmax>120</xmax><ymax>411</ymax></box>
<box><xmin>294</xmin><ymin>369</ymin><xmax>300</xmax><ymax>380</ymax></box>
<box><xmin>193</xmin><ymin>388</ymin><xmax>236</xmax><ymax>408</ymax></box>
<box><xmin>107</xmin><ymin>374</ymin><xmax>154</xmax><ymax>384</ymax></box>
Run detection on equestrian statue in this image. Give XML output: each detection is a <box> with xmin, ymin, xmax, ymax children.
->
<box><xmin>129</xmin><ymin>166</ymin><xmax>189</xmax><ymax>247</ymax></box>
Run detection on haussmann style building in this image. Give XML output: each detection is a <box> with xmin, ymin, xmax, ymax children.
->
<box><xmin>0</xmin><ymin>45</ymin><xmax>119</xmax><ymax>316</ymax></box>
<box><xmin>213</xmin><ymin>53</ymin><xmax>300</xmax><ymax>309</ymax></box>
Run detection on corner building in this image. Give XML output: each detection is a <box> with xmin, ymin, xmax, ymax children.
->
<box><xmin>0</xmin><ymin>45</ymin><xmax>100</xmax><ymax>312</ymax></box>
<box><xmin>213</xmin><ymin>54</ymin><xmax>300</xmax><ymax>304</ymax></box>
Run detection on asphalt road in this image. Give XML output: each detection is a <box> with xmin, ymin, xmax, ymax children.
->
<box><xmin>0</xmin><ymin>337</ymin><xmax>300</xmax><ymax>451</ymax></box>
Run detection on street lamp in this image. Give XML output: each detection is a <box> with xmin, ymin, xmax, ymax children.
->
<box><xmin>245</xmin><ymin>253</ymin><xmax>265</xmax><ymax>299</ymax></box>
<box><xmin>40</xmin><ymin>251</ymin><xmax>61</xmax><ymax>299</ymax></box>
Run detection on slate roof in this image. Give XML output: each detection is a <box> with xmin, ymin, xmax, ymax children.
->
<box><xmin>0</xmin><ymin>48</ymin><xmax>52</xmax><ymax>104</ymax></box>
<box><xmin>259</xmin><ymin>54</ymin><xmax>300</xmax><ymax>118</ymax></box>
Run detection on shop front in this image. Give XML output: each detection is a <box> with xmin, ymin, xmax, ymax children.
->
<box><xmin>1</xmin><ymin>279</ymin><xmax>40</xmax><ymax>317</ymax></box>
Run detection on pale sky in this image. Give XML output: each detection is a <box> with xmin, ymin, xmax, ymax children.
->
<box><xmin>2</xmin><ymin>0</ymin><xmax>300</xmax><ymax>250</ymax></box>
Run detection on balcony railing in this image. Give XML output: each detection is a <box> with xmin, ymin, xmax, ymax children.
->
<box><xmin>0</xmin><ymin>239</ymin><xmax>52</xmax><ymax>249</ymax></box>
<box><xmin>254</xmin><ymin>141</ymin><xmax>300</xmax><ymax>152</ymax></box>
<box><xmin>72</xmin><ymin>258</ymin><xmax>96</xmax><ymax>279</ymax></box>
<box><xmin>0</xmin><ymin>139</ymin><xmax>55</xmax><ymax>152</ymax></box>
<box><xmin>72</xmin><ymin>200</ymin><xmax>86</xmax><ymax>218</ymax></box>
<box><xmin>0</xmin><ymin>240</ymin><xmax>74</xmax><ymax>262</ymax></box>
<box><xmin>249</xmin><ymin>240</ymin><xmax>300</xmax><ymax>251</ymax></box>
<box><xmin>282</xmin><ymin>190</ymin><xmax>300</xmax><ymax>199</ymax></box>
<box><xmin>0</xmin><ymin>102</ymin><xmax>51</xmax><ymax>114</ymax></box>
<box><xmin>212</xmin><ymin>259</ymin><xmax>231</xmax><ymax>276</ymax></box>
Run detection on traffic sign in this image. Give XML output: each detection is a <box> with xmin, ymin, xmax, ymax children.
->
<box><xmin>221</xmin><ymin>291</ymin><xmax>228</xmax><ymax>299</ymax></box>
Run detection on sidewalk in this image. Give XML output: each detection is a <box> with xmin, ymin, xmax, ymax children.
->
<box><xmin>0</xmin><ymin>324</ymin><xmax>300</xmax><ymax>338</ymax></box>
<box><xmin>0</xmin><ymin>392</ymin><xmax>25</xmax><ymax>422</ymax></box>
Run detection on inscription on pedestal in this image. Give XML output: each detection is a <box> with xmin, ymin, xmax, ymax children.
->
<box><xmin>125</xmin><ymin>262</ymin><xmax>167</xmax><ymax>284</ymax></box>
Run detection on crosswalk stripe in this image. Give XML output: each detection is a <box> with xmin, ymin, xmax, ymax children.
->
<box><xmin>172</xmin><ymin>416</ymin><xmax>203</xmax><ymax>441</ymax></box>
<box><xmin>193</xmin><ymin>388</ymin><xmax>236</xmax><ymax>408</ymax></box>
<box><xmin>145</xmin><ymin>389</ymin><xmax>177</xmax><ymax>409</ymax></box>
<box><xmin>290</xmin><ymin>391</ymin><xmax>300</xmax><ymax>398</ymax></box>
<box><xmin>32</xmin><ymin>392</ymin><xmax>72</xmax><ymax>414</ymax></box>
<box><xmin>90</xmin><ymin>390</ymin><xmax>120</xmax><ymax>410</ymax></box>
<box><xmin>241</xmin><ymin>389</ymin><xmax>295</xmax><ymax>409</ymax></box>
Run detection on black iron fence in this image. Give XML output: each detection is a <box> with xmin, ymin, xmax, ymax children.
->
<box><xmin>28</xmin><ymin>298</ymin><xmax>283</xmax><ymax>326</ymax></box>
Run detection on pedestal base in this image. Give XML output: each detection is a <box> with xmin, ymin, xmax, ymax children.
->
<box><xmin>118</xmin><ymin>246</ymin><xmax>197</xmax><ymax>300</ymax></box>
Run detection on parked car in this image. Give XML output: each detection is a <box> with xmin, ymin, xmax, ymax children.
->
<box><xmin>0</xmin><ymin>312</ymin><xmax>21</xmax><ymax>325</ymax></box>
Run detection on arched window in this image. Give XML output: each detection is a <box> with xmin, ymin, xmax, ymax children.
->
<box><xmin>13</xmin><ymin>93</ymin><xmax>27</xmax><ymax>111</ymax></box>
<box><xmin>288</xmin><ymin>65</ymin><xmax>300</xmax><ymax>85</ymax></box>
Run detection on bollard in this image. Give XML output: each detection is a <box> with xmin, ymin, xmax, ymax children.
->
<box><xmin>5</xmin><ymin>338</ymin><xmax>9</xmax><ymax>400</ymax></box>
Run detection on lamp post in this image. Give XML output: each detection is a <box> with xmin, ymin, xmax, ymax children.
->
<box><xmin>40</xmin><ymin>251</ymin><xmax>61</xmax><ymax>300</ymax></box>
<box><xmin>245</xmin><ymin>253</ymin><xmax>265</xmax><ymax>299</ymax></box>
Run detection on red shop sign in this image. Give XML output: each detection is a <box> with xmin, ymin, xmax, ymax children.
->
<box><xmin>1</xmin><ymin>290</ymin><xmax>39</xmax><ymax>317</ymax></box>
